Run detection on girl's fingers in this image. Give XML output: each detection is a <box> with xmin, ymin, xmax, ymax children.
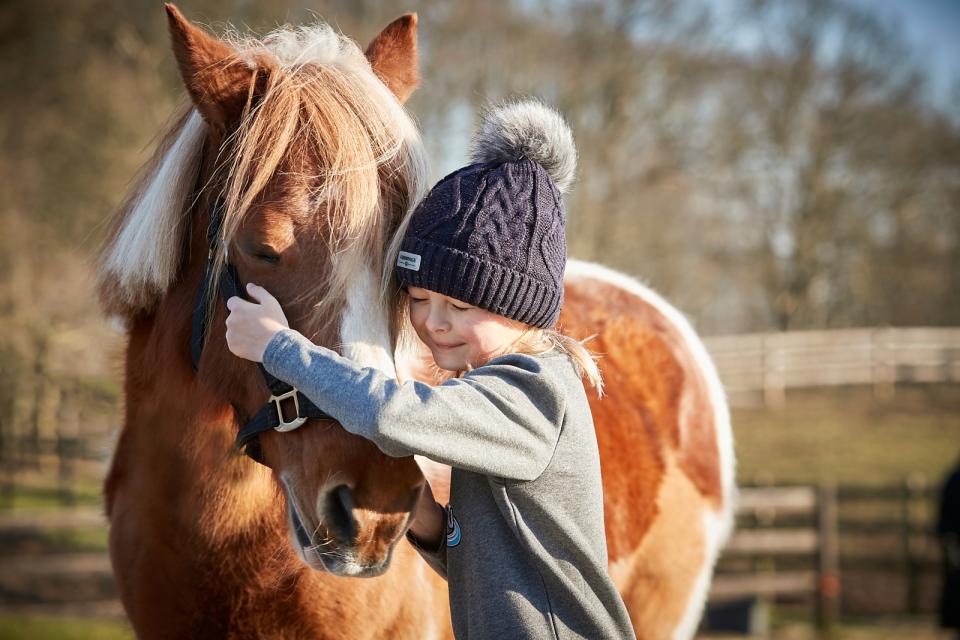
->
<box><xmin>226</xmin><ymin>295</ymin><xmax>254</xmax><ymax>311</ymax></box>
<box><xmin>246</xmin><ymin>282</ymin><xmax>274</xmax><ymax>305</ymax></box>
<box><xmin>246</xmin><ymin>283</ymin><xmax>286</xmax><ymax>319</ymax></box>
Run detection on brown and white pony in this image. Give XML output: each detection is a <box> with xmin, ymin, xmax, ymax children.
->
<box><xmin>97</xmin><ymin>6</ymin><xmax>734</xmax><ymax>639</ymax></box>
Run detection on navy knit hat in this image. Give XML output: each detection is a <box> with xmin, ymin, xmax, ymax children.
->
<box><xmin>396</xmin><ymin>101</ymin><xmax>576</xmax><ymax>328</ymax></box>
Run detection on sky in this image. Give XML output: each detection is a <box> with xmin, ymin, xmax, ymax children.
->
<box><xmin>846</xmin><ymin>0</ymin><xmax>960</xmax><ymax>108</ymax></box>
<box><xmin>707</xmin><ymin>0</ymin><xmax>960</xmax><ymax>111</ymax></box>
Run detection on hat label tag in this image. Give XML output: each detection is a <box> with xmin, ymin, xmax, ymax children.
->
<box><xmin>397</xmin><ymin>251</ymin><xmax>421</xmax><ymax>271</ymax></box>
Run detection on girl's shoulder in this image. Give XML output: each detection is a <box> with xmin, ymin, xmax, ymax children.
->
<box><xmin>476</xmin><ymin>348</ymin><xmax>578</xmax><ymax>386</ymax></box>
<box><xmin>483</xmin><ymin>346</ymin><xmax>565</xmax><ymax>367</ymax></box>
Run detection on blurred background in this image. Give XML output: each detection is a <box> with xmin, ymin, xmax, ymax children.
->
<box><xmin>0</xmin><ymin>0</ymin><xmax>957</xmax><ymax>638</ymax></box>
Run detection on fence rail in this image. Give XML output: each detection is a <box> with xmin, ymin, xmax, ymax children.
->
<box><xmin>1</xmin><ymin>479</ymin><xmax>945</xmax><ymax>628</ymax></box>
<box><xmin>710</xmin><ymin>478</ymin><xmax>944</xmax><ymax>635</ymax></box>
<box><xmin>702</xmin><ymin>327</ymin><xmax>960</xmax><ymax>406</ymax></box>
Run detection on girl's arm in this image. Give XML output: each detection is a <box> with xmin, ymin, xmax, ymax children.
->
<box><xmin>405</xmin><ymin>479</ymin><xmax>448</xmax><ymax>578</ymax></box>
<box><xmin>262</xmin><ymin>328</ymin><xmax>566</xmax><ymax>482</ymax></box>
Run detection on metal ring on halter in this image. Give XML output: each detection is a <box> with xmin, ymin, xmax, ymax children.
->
<box><xmin>271</xmin><ymin>389</ymin><xmax>308</xmax><ymax>432</ymax></box>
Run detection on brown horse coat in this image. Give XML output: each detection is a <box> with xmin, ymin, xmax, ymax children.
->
<box><xmin>98</xmin><ymin>7</ymin><xmax>735</xmax><ymax>639</ymax></box>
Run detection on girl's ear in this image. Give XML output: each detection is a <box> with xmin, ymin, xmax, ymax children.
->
<box><xmin>364</xmin><ymin>14</ymin><xmax>420</xmax><ymax>103</ymax></box>
<box><xmin>165</xmin><ymin>3</ymin><xmax>274</xmax><ymax>133</ymax></box>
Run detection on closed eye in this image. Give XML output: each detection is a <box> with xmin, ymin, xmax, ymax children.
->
<box><xmin>254</xmin><ymin>251</ymin><xmax>280</xmax><ymax>265</ymax></box>
<box><xmin>450</xmin><ymin>303</ymin><xmax>471</xmax><ymax>311</ymax></box>
<box><xmin>239</xmin><ymin>239</ymin><xmax>282</xmax><ymax>265</ymax></box>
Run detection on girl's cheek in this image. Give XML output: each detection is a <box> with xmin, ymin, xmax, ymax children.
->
<box><xmin>408</xmin><ymin>303</ymin><xmax>426</xmax><ymax>326</ymax></box>
<box><xmin>472</xmin><ymin>321</ymin><xmax>503</xmax><ymax>353</ymax></box>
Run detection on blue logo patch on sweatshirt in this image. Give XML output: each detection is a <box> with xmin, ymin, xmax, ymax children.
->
<box><xmin>446</xmin><ymin>505</ymin><xmax>461</xmax><ymax>547</ymax></box>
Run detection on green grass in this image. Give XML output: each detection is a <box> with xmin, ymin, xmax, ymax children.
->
<box><xmin>35</xmin><ymin>526</ymin><xmax>109</xmax><ymax>552</ymax></box>
<box><xmin>732</xmin><ymin>384</ymin><xmax>960</xmax><ymax>486</ymax></box>
<box><xmin>0</xmin><ymin>616</ymin><xmax>133</xmax><ymax>640</ymax></box>
<box><xmin>0</xmin><ymin>481</ymin><xmax>103</xmax><ymax>511</ymax></box>
<box><xmin>754</xmin><ymin>611</ymin><xmax>946</xmax><ymax>640</ymax></box>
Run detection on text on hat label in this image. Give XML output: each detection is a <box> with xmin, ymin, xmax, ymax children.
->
<box><xmin>397</xmin><ymin>251</ymin><xmax>421</xmax><ymax>271</ymax></box>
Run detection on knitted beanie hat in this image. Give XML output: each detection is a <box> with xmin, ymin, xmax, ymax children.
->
<box><xmin>396</xmin><ymin>101</ymin><xmax>576</xmax><ymax>328</ymax></box>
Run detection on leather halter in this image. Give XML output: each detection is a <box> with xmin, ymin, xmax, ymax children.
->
<box><xmin>190</xmin><ymin>198</ymin><xmax>334</xmax><ymax>464</ymax></box>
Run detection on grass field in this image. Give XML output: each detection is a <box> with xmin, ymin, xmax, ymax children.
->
<box><xmin>732</xmin><ymin>384</ymin><xmax>960</xmax><ymax>486</ymax></box>
<box><xmin>0</xmin><ymin>616</ymin><xmax>133</xmax><ymax>640</ymax></box>
<box><xmin>1</xmin><ymin>477</ymin><xmax>103</xmax><ymax>511</ymax></box>
<box><xmin>0</xmin><ymin>614</ymin><xmax>949</xmax><ymax>639</ymax></box>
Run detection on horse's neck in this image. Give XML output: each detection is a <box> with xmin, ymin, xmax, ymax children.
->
<box><xmin>117</xmin><ymin>353</ymin><xmax>276</xmax><ymax>538</ymax></box>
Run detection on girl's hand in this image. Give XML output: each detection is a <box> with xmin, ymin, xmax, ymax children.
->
<box><xmin>225</xmin><ymin>283</ymin><xmax>289</xmax><ymax>363</ymax></box>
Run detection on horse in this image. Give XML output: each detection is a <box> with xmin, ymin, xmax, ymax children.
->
<box><xmin>96</xmin><ymin>5</ymin><xmax>735</xmax><ymax>639</ymax></box>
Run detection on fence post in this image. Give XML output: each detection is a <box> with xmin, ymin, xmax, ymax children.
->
<box><xmin>763</xmin><ymin>333</ymin><xmax>786</xmax><ymax>408</ymax></box>
<box><xmin>27</xmin><ymin>343</ymin><xmax>49</xmax><ymax>470</ymax></box>
<box><xmin>0</xmin><ymin>403</ymin><xmax>12</xmax><ymax>509</ymax></box>
<box><xmin>55</xmin><ymin>385</ymin><xmax>76</xmax><ymax>507</ymax></box>
<box><xmin>872</xmin><ymin>327</ymin><xmax>895</xmax><ymax>401</ymax></box>
<box><xmin>817</xmin><ymin>482</ymin><xmax>839</xmax><ymax>636</ymax></box>
<box><xmin>901</xmin><ymin>474</ymin><xmax>924</xmax><ymax>615</ymax></box>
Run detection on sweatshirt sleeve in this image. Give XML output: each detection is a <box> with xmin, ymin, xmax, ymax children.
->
<box><xmin>405</xmin><ymin>518</ymin><xmax>449</xmax><ymax>579</ymax></box>
<box><xmin>262</xmin><ymin>329</ymin><xmax>566</xmax><ymax>482</ymax></box>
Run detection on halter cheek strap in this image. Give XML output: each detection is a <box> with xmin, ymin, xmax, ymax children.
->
<box><xmin>189</xmin><ymin>198</ymin><xmax>335</xmax><ymax>464</ymax></box>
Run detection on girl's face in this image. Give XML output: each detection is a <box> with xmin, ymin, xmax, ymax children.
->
<box><xmin>406</xmin><ymin>286</ymin><xmax>529</xmax><ymax>372</ymax></box>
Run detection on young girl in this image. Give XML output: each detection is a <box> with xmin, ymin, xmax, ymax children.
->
<box><xmin>226</xmin><ymin>101</ymin><xmax>636</xmax><ymax>639</ymax></box>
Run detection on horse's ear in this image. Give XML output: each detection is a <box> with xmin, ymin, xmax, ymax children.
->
<box><xmin>364</xmin><ymin>13</ymin><xmax>420</xmax><ymax>103</ymax></box>
<box><xmin>165</xmin><ymin>4</ymin><xmax>266</xmax><ymax>132</ymax></box>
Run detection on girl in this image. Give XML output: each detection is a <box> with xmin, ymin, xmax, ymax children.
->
<box><xmin>226</xmin><ymin>101</ymin><xmax>636</xmax><ymax>639</ymax></box>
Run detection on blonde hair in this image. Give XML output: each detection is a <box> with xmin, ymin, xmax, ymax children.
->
<box><xmin>512</xmin><ymin>328</ymin><xmax>604</xmax><ymax>398</ymax></box>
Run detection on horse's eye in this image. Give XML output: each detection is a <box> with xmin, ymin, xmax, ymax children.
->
<box><xmin>254</xmin><ymin>251</ymin><xmax>280</xmax><ymax>265</ymax></box>
<box><xmin>238</xmin><ymin>239</ymin><xmax>282</xmax><ymax>265</ymax></box>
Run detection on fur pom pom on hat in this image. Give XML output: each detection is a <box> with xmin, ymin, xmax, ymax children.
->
<box><xmin>397</xmin><ymin>100</ymin><xmax>575</xmax><ymax>329</ymax></box>
<box><xmin>469</xmin><ymin>100</ymin><xmax>577</xmax><ymax>194</ymax></box>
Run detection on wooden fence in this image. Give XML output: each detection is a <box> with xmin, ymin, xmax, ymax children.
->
<box><xmin>710</xmin><ymin>485</ymin><xmax>839</xmax><ymax>632</ymax></box>
<box><xmin>703</xmin><ymin>327</ymin><xmax>960</xmax><ymax>407</ymax></box>
<box><xmin>1</xmin><ymin>328</ymin><xmax>957</xmax><ymax>480</ymax></box>
<box><xmin>1</xmin><ymin>480</ymin><xmax>946</xmax><ymax>627</ymax></box>
<box><xmin>710</xmin><ymin>479</ymin><xmax>944</xmax><ymax>634</ymax></box>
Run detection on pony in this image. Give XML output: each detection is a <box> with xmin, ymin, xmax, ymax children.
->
<box><xmin>96</xmin><ymin>5</ymin><xmax>735</xmax><ymax>639</ymax></box>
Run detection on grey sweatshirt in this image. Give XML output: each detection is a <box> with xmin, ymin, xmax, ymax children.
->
<box><xmin>263</xmin><ymin>329</ymin><xmax>636</xmax><ymax>640</ymax></box>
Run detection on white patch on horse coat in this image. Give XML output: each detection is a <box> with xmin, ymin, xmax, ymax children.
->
<box><xmin>416</xmin><ymin>557</ymin><xmax>441</xmax><ymax>640</ymax></box>
<box><xmin>107</xmin><ymin>314</ymin><xmax>128</xmax><ymax>334</ymax></box>
<box><xmin>338</xmin><ymin>266</ymin><xmax>397</xmax><ymax>376</ymax></box>
<box><xmin>100</xmin><ymin>424</ymin><xmax>122</xmax><ymax>481</ymax></box>
<box><xmin>564</xmin><ymin>259</ymin><xmax>737</xmax><ymax>639</ymax></box>
<box><xmin>669</xmin><ymin>509</ymin><xmax>729</xmax><ymax>640</ymax></box>
<box><xmin>102</xmin><ymin>110</ymin><xmax>205</xmax><ymax>303</ymax></box>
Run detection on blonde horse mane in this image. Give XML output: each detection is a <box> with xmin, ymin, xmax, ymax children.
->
<box><xmin>97</xmin><ymin>20</ymin><xmax>428</xmax><ymax>342</ymax></box>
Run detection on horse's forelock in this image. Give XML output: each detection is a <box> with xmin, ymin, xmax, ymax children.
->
<box><xmin>210</xmin><ymin>50</ymin><xmax>427</xmax><ymax>354</ymax></box>
<box><xmin>98</xmin><ymin>19</ymin><xmax>428</xmax><ymax>356</ymax></box>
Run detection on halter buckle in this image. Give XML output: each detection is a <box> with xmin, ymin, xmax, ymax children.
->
<box><xmin>270</xmin><ymin>389</ymin><xmax>308</xmax><ymax>432</ymax></box>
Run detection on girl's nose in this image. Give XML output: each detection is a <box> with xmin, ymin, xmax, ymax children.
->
<box><xmin>425</xmin><ymin>306</ymin><xmax>449</xmax><ymax>333</ymax></box>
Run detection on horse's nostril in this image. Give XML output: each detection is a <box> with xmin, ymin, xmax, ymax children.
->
<box><xmin>324</xmin><ymin>484</ymin><xmax>357</xmax><ymax>543</ymax></box>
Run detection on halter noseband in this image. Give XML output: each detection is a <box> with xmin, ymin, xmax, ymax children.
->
<box><xmin>190</xmin><ymin>198</ymin><xmax>334</xmax><ymax>464</ymax></box>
